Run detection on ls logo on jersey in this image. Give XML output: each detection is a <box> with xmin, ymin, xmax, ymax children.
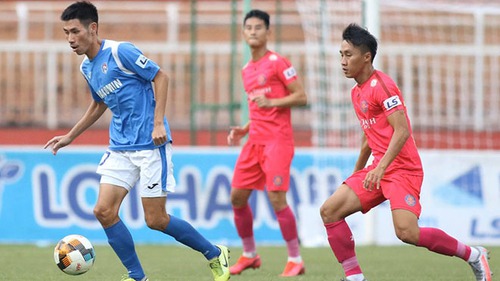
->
<box><xmin>135</xmin><ymin>55</ymin><xmax>149</xmax><ymax>69</ymax></box>
<box><xmin>383</xmin><ymin>95</ymin><xmax>402</xmax><ymax>111</ymax></box>
<box><xmin>283</xmin><ymin>66</ymin><xmax>297</xmax><ymax>80</ymax></box>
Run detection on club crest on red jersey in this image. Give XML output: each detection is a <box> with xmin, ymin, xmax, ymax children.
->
<box><xmin>361</xmin><ymin>100</ymin><xmax>369</xmax><ymax>113</ymax></box>
<box><xmin>258</xmin><ymin>74</ymin><xmax>267</xmax><ymax>85</ymax></box>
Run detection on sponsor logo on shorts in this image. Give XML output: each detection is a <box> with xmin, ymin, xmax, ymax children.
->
<box><xmin>405</xmin><ymin>194</ymin><xmax>416</xmax><ymax>206</ymax></box>
<box><xmin>147</xmin><ymin>183</ymin><xmax>159</xmax><ymax>189</ymax></box>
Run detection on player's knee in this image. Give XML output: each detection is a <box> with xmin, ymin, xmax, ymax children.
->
<box><xmin>320</xmin><ymin>202</ymin><xmax>337</xmax><ymax>223</ymax></box>
<box><xmin>395</xmin><ymin>227</ymin><xmax>419</xmax><ymax>245</ymax></box>
<box><xmin>145</xmin><ymin>214</ymin><xmax>168</xmax><ymax>231</ymax></box>
<box><xmin>93</xmin><ymin>205</ymin><xmax>115</xmax><ymax>226</ymax></box>
<box><xmin>230</xmin><ymin>193</ymin><xmax>246</xmax><ymax>207</ymax></box>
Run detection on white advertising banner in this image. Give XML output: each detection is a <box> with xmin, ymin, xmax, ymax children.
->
<box><xmin>0</xmin><ymin>147</ymin><xmax>498</xmax><ymax>246</ymax></box>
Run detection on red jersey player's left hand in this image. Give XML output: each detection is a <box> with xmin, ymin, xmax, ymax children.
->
<box><xmin>362</xmin><ymin>166</ymin><xmax>385</xmax><ymax>191</ymax></box>
<box><xmin>227</xmin><ymin>126</ymin><xmax>248</xmax><ymax>146</ymax></box>
<box><xmin>251</xmin><ymin>95</ymin><xmax>272</xmax><ymax>108</ymax></box>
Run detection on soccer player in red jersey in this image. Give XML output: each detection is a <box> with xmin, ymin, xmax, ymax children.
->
<box><xmin>227</xmin><ymin>9</ymin><xmax>307</xmax><ymax>277</ymax></box>
<box><xmin>320</xmin><ymin>23</ymin><xmax>492</xmax><ymax>281</ymax></box>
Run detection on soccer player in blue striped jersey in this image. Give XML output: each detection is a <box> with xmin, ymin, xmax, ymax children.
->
<box><xmin>44</xmin><ymin>2</ymin><xmax>230</xmax><ymax>281</ymax></box>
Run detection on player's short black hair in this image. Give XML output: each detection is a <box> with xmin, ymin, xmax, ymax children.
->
<box><xmin>243</xmin><ymin>9</ymin><xmax>270</xmax><ymax>29</ymax></box>
<box><xmin>342</xmin><ymin>23</ymin><xmax>378</xmax><ymax>63</ymax></box>
<box><xmin>60</xmin><ymin>1</ymin><xmax>98</xmax><ymax>27</ymax></box>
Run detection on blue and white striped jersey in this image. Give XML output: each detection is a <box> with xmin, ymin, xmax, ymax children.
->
<box><xmin>80</xmin><ymin>39</ymin><xmax>172</xmax><ymax>150</ymax></box>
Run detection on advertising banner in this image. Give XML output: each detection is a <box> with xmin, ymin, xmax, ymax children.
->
<box><xmin>0</xmin><ymin>147</ymin><xmax>498</xmax><ymax>246</ymax></box>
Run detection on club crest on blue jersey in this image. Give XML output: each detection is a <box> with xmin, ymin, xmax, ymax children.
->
<box><xmin>405</xmin><ymin>194</ymin><xmax>416</xmax><ymax>206</ymax></box>
<box><xmin>101</xmin><ymin>63</ymin><xmax>108</xmax><ymax>74</ymax></box>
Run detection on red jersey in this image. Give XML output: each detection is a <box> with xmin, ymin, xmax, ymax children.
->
<box><xmin>242</xmin><ymin>51</ymin><xmax>297</xmax><ymax>145</ymax></box>
<box><xmin>351</xmin><ymin>70</ymin><xmax>423</xmax><ymax>175</ymax></box>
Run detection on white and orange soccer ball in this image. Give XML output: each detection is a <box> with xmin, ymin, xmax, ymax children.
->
<box><xmin>54</xmin><ymin>234</ymin><xmax>96</xmax><ymax>275</ymax></box>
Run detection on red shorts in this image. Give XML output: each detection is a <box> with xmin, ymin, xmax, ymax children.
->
<box><xmin>232</xmin><ymin>142</ymin><xmax>294</xmax><ymax>191</ymax></box>
<box><xmin>344</xmin><ymin>167</ymin><xmax>423</xmax><ymax>217</ymax></box>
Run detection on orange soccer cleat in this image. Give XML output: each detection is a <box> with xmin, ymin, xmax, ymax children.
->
<box><xmin>280</xmin><ymin>261</ymin><xmax>305</xmax><ymax>277</ymax></box>
<box><xmin>469</xmin><ymin>246</ymin><xmax>492</xmax><ymax>281</ymax></box>
<box><xmin>229</xmin><ymin>255</ymin><xmax>261</xmax><ymax>275</ymax></box>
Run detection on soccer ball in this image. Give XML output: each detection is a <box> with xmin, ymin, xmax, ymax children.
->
<box><xmin>54</xmin><ymin>234</ymin><xmax>96</xmax><ymax>275</ymax></box>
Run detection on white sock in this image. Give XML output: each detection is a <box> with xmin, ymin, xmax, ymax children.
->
<box><xmin>468</xmin><ymin>247</ymin><xmax>481</xmax><ymax>262</ymax></box>
<box><xmin>242</xmin><ymin>251</ymin><xmax>257</xmax><ymax>258</ymax></box>
<box><xmin>287</xmin><ymin>256</ymin><xmax>302</xmax><ymax>263</ymax></box>
<box><xmin>346</xmin><ymin>273</ymin><xmax>366</xmax><ymax>281</ymax></box>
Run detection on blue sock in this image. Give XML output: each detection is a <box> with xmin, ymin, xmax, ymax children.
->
<box><xmin>104</xmin><ymin>220</ymin><xmax>145</xmax><ymax>280</ymax></box>
<box><xmin>163</xmin><ymin>215</ymin><xmax>220</xmax><ymax>260</ymax></box>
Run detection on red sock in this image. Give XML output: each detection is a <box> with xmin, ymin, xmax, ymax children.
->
<box><xmin>325</xmin><ymin>219</ymin><xmax>362</xmax><ymax>276</ymax></box>
<box><xmin>276</xmin><ymin>206</ymin><xmax>300</xmax><ymax>257</ymax></box>
<box><xmin>233</xmin><ymin>205</ymin><xmax>255</xmax><ymax>253</ymax></box>
<box><xmin>417</xmin><ymin>227</ymin><xmax>471</xmax><ymax>260</ymax></box>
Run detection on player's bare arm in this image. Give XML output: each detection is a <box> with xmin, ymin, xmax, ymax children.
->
<box><xmin>251</xmin><ymin>80</ymin><xmax>307</xmax><ymax>108</ymax></box>
<box><xmin>363</xmin><ymin>109</ymin><xmax>410</xmax><ymax>190</ymax></box>
<box><xmin>151</xmin><ymin>68</ymin><xmax>169</xmax><ymax>146</ymax></box>
<box><xmin>227</xmin><ymin>122</ymin><xmax>250</xmax><ymax>146</ymax></box>
<box><xmin>44</xmin><ymin>100</ymin><xmax>107</xmax><ymax>155</ymax></box>
<box><xmin>353</xmin><ymin>133</ymin><xmax>371</xmax><ymax>173</ymax></box>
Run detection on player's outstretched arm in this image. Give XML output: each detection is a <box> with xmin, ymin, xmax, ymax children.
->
<box><xmin>44</xmin><ymin>100</ymin><xmax>107</xmax><ymax>155</ymax></box>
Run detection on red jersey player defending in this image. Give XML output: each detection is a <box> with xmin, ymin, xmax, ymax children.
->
<box><xmin>320</xmin><ymin>23</ymin><xmax>492</xmax><ymax>281</ymax></box>
<box><xmin>227</xmin><ymin>9</ymin><xmax>308</xmax><ymax>277</ymax></box>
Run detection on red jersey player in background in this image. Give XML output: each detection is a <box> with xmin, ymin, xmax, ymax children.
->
<box><xmin>227</xmin><ymin>9</ymin><xmax>308</xmax><ymax>277</ymax></box>
<box><xmin>320</xmin><ymin>23</ymin><xmax>492</xmax><ymax>281</ymax></box>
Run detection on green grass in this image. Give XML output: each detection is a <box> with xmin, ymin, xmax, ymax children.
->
<box><xmin>0</xmin><ymin>244</ymin><xmax>497</xmax><ymax>280</ymax></box>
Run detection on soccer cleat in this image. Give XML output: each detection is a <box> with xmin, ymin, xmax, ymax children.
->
<box><xmin>229</xmin><ymin>254</ymin><xmax>261</xmax><ymax>275</ymax></box>
<box><xmin>469</xmin><ymin>246</ymin><xmax>492</xmax><ymax>281</ymax></box>
<box><xmin>208</xmin><ymin>245</ymin><xmax>230</xmax><ymax>281</ymax></box>
<box><xmin>280</xmin><ymin>261</ymin><xmax>305</xmax><ymax>277</ymax></box>
<box><xmin>340</xmin><ymin>278</ymin><xmax>367</xmax><ymax>281</ymax></box>
<box><xmin>120</xmin><ymin>276</ymin><xmax>148</xmax><ymax>281</ymax></box>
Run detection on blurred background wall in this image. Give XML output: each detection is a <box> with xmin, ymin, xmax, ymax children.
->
<box><xmin>0</xmin><ymin>0</ymin><xmax>499</xmax><ymax>148</ymax></box>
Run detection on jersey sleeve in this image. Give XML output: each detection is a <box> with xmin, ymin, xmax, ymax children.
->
<box><xmin>275</xmin><ymin>56</ymin><xmax>298</xmax><ymax>86</ymax></box>
<box><xmin>374</xmin><ymin>78</ymin><xmax>405</xmax><ymax>116</ymax></box>
<box><xmin>116</xmin><ymin>42</ymin><xmax>160</xmax><ymax>82</ymax></box>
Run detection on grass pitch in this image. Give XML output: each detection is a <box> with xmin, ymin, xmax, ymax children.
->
<box><xmin>0</xmin><ymin>244</ymin><xmax>497</xmax><ymax>280</ymax></box>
